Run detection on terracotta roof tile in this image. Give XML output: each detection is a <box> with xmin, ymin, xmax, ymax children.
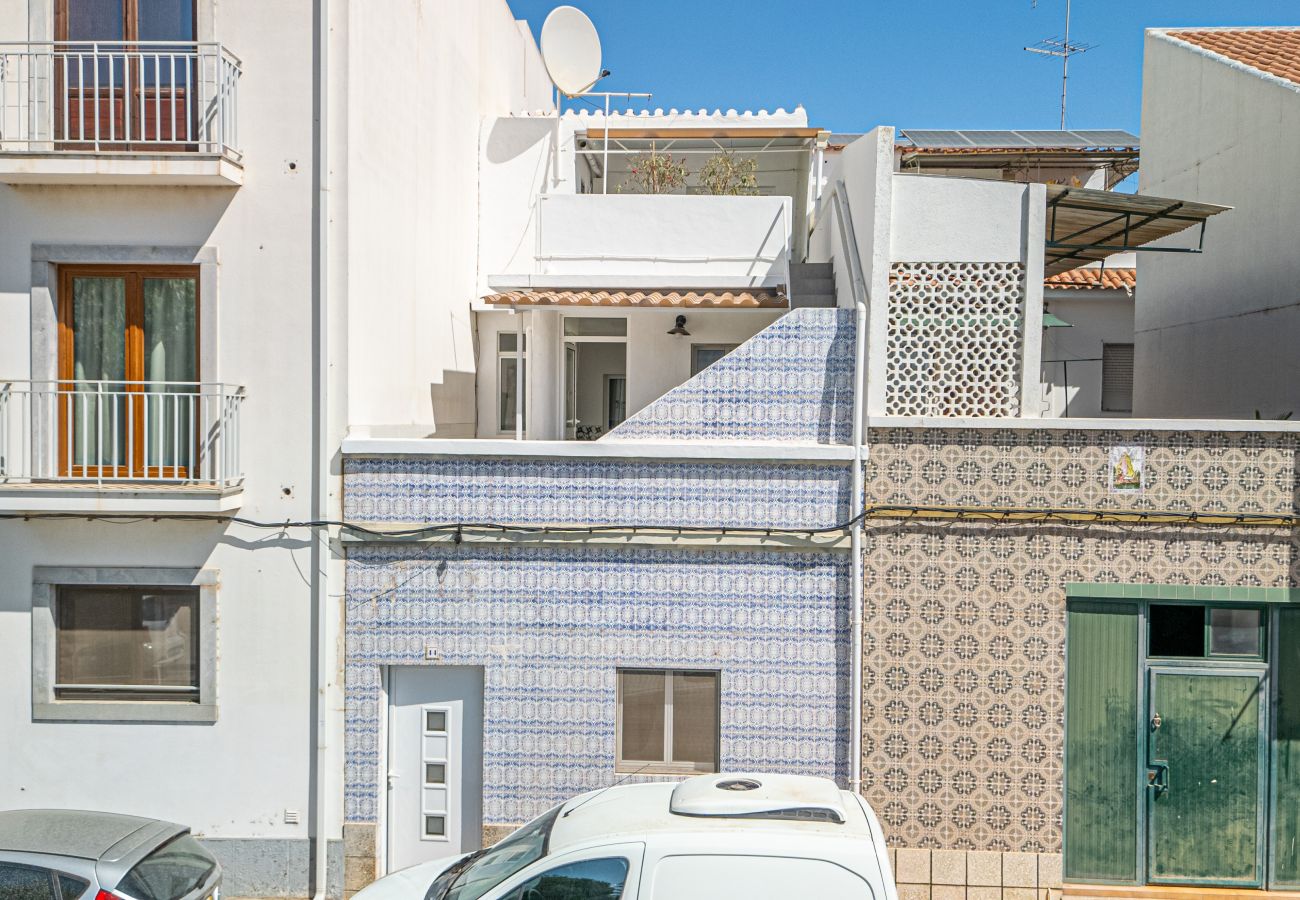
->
<box><xmin>483</xmin><ymin>288</ymin><xmax>787</xmax><ymax>308</ymax></box>
<box><xmin>1044</xmin><ymin>268</ymin><xmax>1136</xmax><ymax>291</ymax></box>
<box><xmin>1167</xmin><ymin>28</ymin><xmax>1300</xmax><ymax>87</ymax></box>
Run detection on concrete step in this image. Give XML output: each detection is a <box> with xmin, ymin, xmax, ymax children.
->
<box><xmin>790</xmin><ymin>262</ymin><xmax>833</xmax><ymax>278</ymax></box>
<box><xmin>791</xmin><ymin>292</ymin><xmax>837</xmax><ymax>308</ymax></box>
<box><xmin>792</xmin><ymin>277</ymin><xmax>836</xmax><ymax>295</ymax></box>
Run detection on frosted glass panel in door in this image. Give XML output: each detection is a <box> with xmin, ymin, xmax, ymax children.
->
<box><xmin>70</xmin><ymin>276</ymin><xmax>127</xmax><ymax>469</ymax></box>
<box><xmin>143</xmin><ymin>277</ymin><xmax>197</xmax><ymax>471</ymax></box>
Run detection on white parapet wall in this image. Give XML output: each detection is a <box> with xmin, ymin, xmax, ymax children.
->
<box><xmin>534</xmin><ymin>193</ymin><xmax>792</xmax><ymax>286</ymax></box>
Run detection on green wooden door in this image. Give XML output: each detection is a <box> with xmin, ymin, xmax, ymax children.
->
<box><xmin>1147</xmin><ymin>669</ymin><xmax>1265</xmax><ymax>885</ymax></box>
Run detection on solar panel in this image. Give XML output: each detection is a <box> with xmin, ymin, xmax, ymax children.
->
<box><xmin>899</xmin><ymin>129</ymin><xmax>974</xmax><ymax>148</ymax></box>
<box><xmin>900</xmin><ymin>128</ymin><xmax>1139</xmax><ymax>150</ymax></box>
<box><xmin>960</xmin><ymin>130</ymin><xmax>1034</xmax><ymax>147</ymax></box>
<box><xmin>1014</xmin><ymin>130</ymin><xmax>1092</xmax><ymax>147</ymax></box>
<box><xmin>1071</xmin><ymin>129</ymin><xmax>1140</xmax><ymax>148</ymax></box>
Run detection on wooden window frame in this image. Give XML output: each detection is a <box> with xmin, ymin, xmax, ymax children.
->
<box><xmin>57</xmin><ymin>263</ymin><xmax>200</xmax><ymax>479</ymax></box>
<box><xmin>53</xmin><ymin>0</ymin><xmax>200</xmax><ymax>150</ymax></box>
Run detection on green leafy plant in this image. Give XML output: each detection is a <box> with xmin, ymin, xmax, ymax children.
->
<box><xmin>697</xmin><ymin>152</ymin><xmax>759</xmax><ymax>196</ymax></box>
<box><xmin>620</xmin><ymin>150</ymin><xmax>689</xmax><ymax>194</ymax></box>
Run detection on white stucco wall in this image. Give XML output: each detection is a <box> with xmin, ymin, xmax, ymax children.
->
<box><xmin>1136</xmin><ymin>30</ymin><xmax>1300</xmax><ymax>419</ymax></box>
<box><xmin>0</xmin><ymin>0</ymin><xmax>323</xmax><ymax>843</ymax></box>
<box><xmin>534</xmin><ymin>193</ymin><xmax>791</xmax><ymax>285</ymax></box>
<box><xmin>1040</xmin><ymin>290</ymin><xmax>1136</xmax><ymax>417</ymax></box>
<box><xmin>341</xmin><ymin>3</ymin><xmax>551</xmax><ymax>437</ymax></box>
<box><xmin>0</xmin><ymin>0</ymin><xmax>551</xmax><ymax>870</ymax></box>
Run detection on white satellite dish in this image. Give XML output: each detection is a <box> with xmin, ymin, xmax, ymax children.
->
<box><xmin>540</xmin><ymin>6</ymin><xmax>602</xmax><ymax>97</ymax></box>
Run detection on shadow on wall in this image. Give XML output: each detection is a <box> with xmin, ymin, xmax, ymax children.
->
<box><xmin>818</xmin><ymin>310</ymin><xmax>855</xmax><ymax>443</ymax></box>
<box><xmin>483</xmin><ymin>117</ymin><xmax>556</xmax><ymax>277</ymax></box>
<box><xmin>430</xmin><ymin>369</ymin><xmax>477</xmax><ymax>438</ymax></box>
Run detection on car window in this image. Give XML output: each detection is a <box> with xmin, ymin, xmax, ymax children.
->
<box><xmin>117</xmin><ymin>834</ymin><xmax>217</xmax><ymax>900</ymax></box>
<box><xmin>0</xmin><ymin>863</ymin><xmax>57</xmax><ymax>900</ymax></box>
<box><xmin>58</xmin><ymin>874</ymin><xmax>90</xmax><ymax>900</ymax></box>
<box><xmin>430</xmin><ymin>805</ymin><xmax>563</xmax><ymax>900</ymax></box>
<box><xmin>501</xmin><ymin>858</ymin><xmax>629</xmax><ymax>900</ymax></box>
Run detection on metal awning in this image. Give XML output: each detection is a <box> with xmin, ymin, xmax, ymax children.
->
<box><xmin>1045</xmin><ymin>185</ymin><xmax>1230</xmax><ymax>275</ymax></box>
<box><xmin>482</xmin><ymin>288</ymin><xmax>788</xmax><ymax>308</ymax></box>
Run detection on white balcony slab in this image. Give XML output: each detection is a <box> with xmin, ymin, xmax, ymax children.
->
<box><xmin>0</xmin><ymin>482</ymin><xmax>243</xmax><ymax>514</ymax></box>
<box><xmin>0</xmin><ymin>153</ymin><xmax>242</xmax><ymax>186</ymax></box>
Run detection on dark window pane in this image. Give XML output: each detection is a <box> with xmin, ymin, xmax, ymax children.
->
<box><xmin>66</xmin><ymin>0</ymin><xmax>125</xmax><ymax>40</ymax></box>
<box><xmin>425</xmin><ymin>710</ymin><xmax>446</xmax><ymax>732</ymax></box>
<box><xmin>505</xmin><ymin>858</ymin><xmax>628</xmax><ymax>900</ymax></box>
<box><xmin>118</xmin><ymin>834</ymin><xmax>216</xmax><ymax>900</ymax></box>
<box><xmin>672</xmin><ymin>671</ymin><xmax>718</xmax><ymax>769</ymax></box>
<box><xmin>619</xmin><ymin>671</ymin><xmax>665</xmax><ymax>763</ymax></box>
<box><xmin>691</xmin><ymin>344</ymin><xmax>737</xmax><ymax>376</ymax></box>
<box><xmin>1149</xmin><ymin>604</ymin><xmax>1205</xmax><ymax>658</ymax></box>
<box><xmin>1209</xmin><ymin>608</ymin><xmax>1261</xmax><ymax>656</ymax></box>
<box><xmin>56</xmin><ymin>586</ymin><xmax>199</xmax><ymax>699</ymax></box>
<box><xmin>58</xmin><ymin>874</ymin><xmax>90</xmax><ymax>900</ymax></box>
<box><xmin>1276</xmin><ymin>609</ymin><xmax>1300</xmax><ymax>885</ymax></box>
<box><xmin>137</xmin><ymin>0</ymin><xmax>196</xmax><ymax>41</ymax></box>
<box><xmin>0</xmin><ymin>865</ymin><xmax>55</xmax><ymax>900</ymax></box>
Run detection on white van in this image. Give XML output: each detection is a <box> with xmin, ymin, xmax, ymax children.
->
<box><xmin>357</xmin><ymin>773</ymin><xmax>898</xmax><ymax>900</ymax></box>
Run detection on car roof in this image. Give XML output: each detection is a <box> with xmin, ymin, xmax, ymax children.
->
<box><xmin>0</xmin><ymin>810</ymin><xmax>163</xmax><ymax>860</ymax></box>
<box><xmin>547</xmin><ymin>775</ymin><xmax>877</xmax><ymax>853</ymax></box>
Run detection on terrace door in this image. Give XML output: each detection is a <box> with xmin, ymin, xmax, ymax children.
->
<box><xmin>1146</xmin><ymin>668</ymin><xmax>1265</xmax><ymax>886</ymax></box>
<box><xmin>58</xmin><ymin>266</ymin><xmax>198</xmax><ymax>479</ymax></box>
<box><xmin>55</xmin><ymin>0</ymin><xmax>197</xmax><ymax>147</ymax></box>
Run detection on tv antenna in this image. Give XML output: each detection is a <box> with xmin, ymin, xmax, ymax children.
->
<box><xmin>1024</xmin><ymin>0</ymin><xmax>1095</xmax><ymax>129</ymax></box>
<box><xmin>539</xmin><ymin>5</ymin><xmax>651</xmax><ymax>194</ymax></box>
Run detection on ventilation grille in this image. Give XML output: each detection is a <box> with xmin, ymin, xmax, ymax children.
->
<box><xmin>737</xmin><ymin>807</ymin><xmax>845</xmax><ymax>824</ymax></box>
<box><xmin>1101</xmin><ymin>343</ymin><xmax>1135</xmax><ymax>412</ymax></box>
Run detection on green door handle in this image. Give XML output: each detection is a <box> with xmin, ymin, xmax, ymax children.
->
<box><xmin>1148</xmin><ymin>763</ymin><xmax>1169</xmax><ymax>797</ymax></box>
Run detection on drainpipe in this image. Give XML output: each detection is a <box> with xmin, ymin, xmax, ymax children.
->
<box><xmin>311</xmin><ymin>0</ymin><xmax>331</xmax><ymax>894</ymax></box>
<box><xmin>831</xmin><ymin>181</ymin><xmax>868</xmax><ymax>795</ymax></box>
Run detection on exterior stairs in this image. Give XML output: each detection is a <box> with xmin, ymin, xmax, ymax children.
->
<box><xmin>789</xmin><ymin>261</ymin><xmax>837</xmax><ymax>308</ymax></box>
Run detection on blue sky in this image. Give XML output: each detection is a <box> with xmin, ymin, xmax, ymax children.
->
<box><xmin>507</xmin><ymin>1</ymin><xmax>1300</xmax><ymax>134</ymax></box>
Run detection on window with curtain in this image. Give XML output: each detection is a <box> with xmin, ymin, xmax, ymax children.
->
<box><xmin>59</xmin><ymin>265</ymin><xmax>198</xmax><ymax>476</ymax></box>
<box><xmin>616</xmin><ymin>669</ymin><xmax>718</xmax><ymax>773</ymax></box>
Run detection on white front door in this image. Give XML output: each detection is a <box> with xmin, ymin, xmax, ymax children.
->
<box><xmin>387</xmin><ymin>666</ymin><xmax>484</xmax><ymax>871</ymax></box>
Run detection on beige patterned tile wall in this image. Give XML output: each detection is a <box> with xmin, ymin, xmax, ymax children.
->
<box><xmin>890</xmin><ymin>848</ymin><xmax>1063</xmax><ymax>900</ymax></box>
<box><xmin>861</xmin><ymin>427</ymin><xmax>1299</xmax><ymax>856</ymax></box>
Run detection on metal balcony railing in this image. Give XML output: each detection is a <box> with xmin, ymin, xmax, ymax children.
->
<box><xmin>0</xmin><ymin>42</ymin><xmax>240</xmax><ymax>158</ymax></box>
<box><xmin>0</xmin><ymin>380</ymin><xmax>245</xmax><ymax>488</ymax></box>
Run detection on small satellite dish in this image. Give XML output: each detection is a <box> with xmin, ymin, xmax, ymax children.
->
<box><xmin>540</xmin><ymin>6</ymin><xmax>602</xmax><ymax>97</ymax></box>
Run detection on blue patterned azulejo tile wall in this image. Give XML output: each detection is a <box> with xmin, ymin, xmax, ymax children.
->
<box><xmin>343</xmin><ymin>457</ymin><xmax>850</xmax><ymax>530</ymax></box>
<box><xmin>604</xmin><ymin>307</ymin><xmax>856</xmax><ymax>444</ymax></box>
<box><xmin>345</xmin><ymin>544</ymin><xmax>851</xmax><ymax>825</ymax></box>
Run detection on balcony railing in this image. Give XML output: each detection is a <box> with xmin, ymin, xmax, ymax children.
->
<box><xmin>0</xmin><ymin>380</ymin><xmax>245</xmax><ymax>489</ymax></box>
<box><xmin>0</xmin><ymin>42</ymin><xmax>240</xmax><ymax>158</ymax></box>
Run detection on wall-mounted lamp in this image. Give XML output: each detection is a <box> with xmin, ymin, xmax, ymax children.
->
<box><xmin>667</xmin><ymin>315</ymin><xmax>690</xmax><ymax>336</ymax></box>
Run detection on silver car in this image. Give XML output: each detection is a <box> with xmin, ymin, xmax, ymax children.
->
<box><xmin>0</xmin><ymin>810</ymin><xmax>221</xmax><ymax>900</ymax></box>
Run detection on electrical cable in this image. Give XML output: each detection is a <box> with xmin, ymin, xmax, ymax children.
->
<box><xmin>1</xmin><ymin>503</ymin><xmax>1295</xmax><ymax>540</ymax></box>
